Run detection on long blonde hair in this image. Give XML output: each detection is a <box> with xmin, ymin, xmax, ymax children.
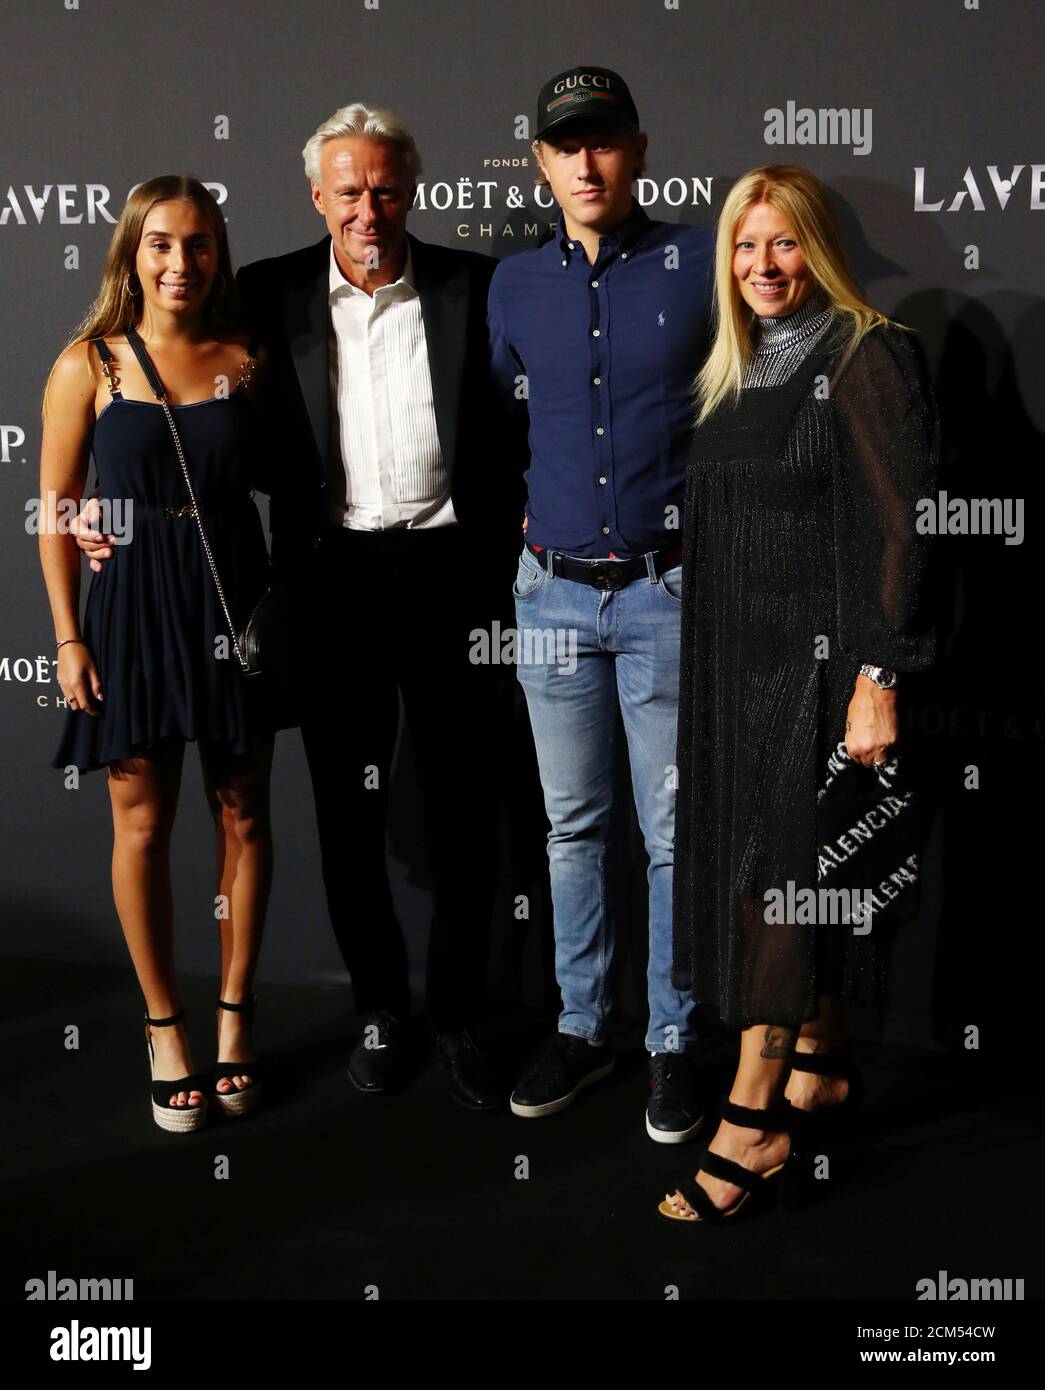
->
<box><xmin>695</xmin><ymin>164</ymin><xmax>898</xmax><ymax>424</ymax></box>
<box><xmin>44</xmin><ymin>175</ymin><xmax>238</xmax><ymax>408</ymax></box>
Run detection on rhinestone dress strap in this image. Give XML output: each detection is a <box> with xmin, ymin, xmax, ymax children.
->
<box><xmin>92</xmin><ymin>338</ymin><xmax>123</xmax><ymax>399</ymax></box>
<box><xmin>233</xmin><ymin>352</ymin><xmax>258</xmax><ymax>394</ymax></box>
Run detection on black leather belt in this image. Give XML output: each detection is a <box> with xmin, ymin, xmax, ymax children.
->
<box><xmin>526</xmin><ymin>541</ymin><xmax>684</xmax><ymax>591</ymax></box>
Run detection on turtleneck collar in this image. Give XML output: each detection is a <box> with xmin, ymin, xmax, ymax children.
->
<box><xmin>751</xmin><ymin>286</ymin><xmax>832</xmax><ymax>353</ymax></box>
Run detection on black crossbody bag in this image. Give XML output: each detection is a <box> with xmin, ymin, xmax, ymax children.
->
<box><xmin>123</xmin><ymin>326</ymin><xmax>289</xmax><ymax>679</ymax></box>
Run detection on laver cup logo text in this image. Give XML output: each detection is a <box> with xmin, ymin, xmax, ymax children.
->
<box><xmin>1</xmin><ymin>182</ymin><xmax>228</xmax><ymax>225</ymax></box>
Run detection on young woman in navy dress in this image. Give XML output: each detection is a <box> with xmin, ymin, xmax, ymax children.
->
<box><xmin>39</xmin><ymin>176</ymin><xmax>276</xmax><ymax>1132</ymax></box>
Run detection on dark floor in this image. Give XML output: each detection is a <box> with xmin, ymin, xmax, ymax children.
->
<box><xmin>3</xmin><ymin>955</ymin><xmax>1041</xmax><ymax>1301</ymax></box>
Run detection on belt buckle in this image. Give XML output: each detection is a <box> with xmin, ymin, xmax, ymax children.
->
<box><xmin>594</xmin><ymin>561</ymin><xmax>628</xmax><ymax>591</ymax></box>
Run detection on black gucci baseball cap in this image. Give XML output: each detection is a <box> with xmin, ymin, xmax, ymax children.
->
<box><xmin>534</xmin><ymin>65</ymin><xmax>640</xmax><ymax>142</ymax></box>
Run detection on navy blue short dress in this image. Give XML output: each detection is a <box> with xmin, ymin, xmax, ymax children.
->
<box><xmin>53</xmin><ymin>340</ymin><xmax>277</xmax><ymax>773</ymax></box>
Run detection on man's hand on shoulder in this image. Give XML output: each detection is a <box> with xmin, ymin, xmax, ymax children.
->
<box><xmin>72</xmin><ymin>496</ymin><xmax>115</xmax><ymax>572</ymax></box>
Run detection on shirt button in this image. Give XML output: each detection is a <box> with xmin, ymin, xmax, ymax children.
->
<box><xmin>602</xmin><ymin>526</ymin><xmax>610</xmax><ymax>534</ymax></box>
<box><xmin>593</xmin><ymin>376</ymin><xmax>601</xmax><ymax>385</ymax></box>
<box><xmin>562</xmin><ymin>259</ymin><xmax>567</xmax><ymax>267</ymax></box>
<box><xmin>568</xmin><ymin>241</ymin><xmax>575</xmax><ymax>249</ymax></box>
<box><xmin>591</xmin><ymin>279</ymin><xmax>599</xmax><ymax>287</ymax></box>
<box><xmin>596</xmin><ymin>427</ymin><xmax>605</xmax><ymax>436</ymax></box>
<box><xmin>620</xmin><ymin>252</ymin><xmax>628</xmax><ymax>259</ymax></box>
<box><xmin>592</xmin><ymin>329</ymin><xmax>600</xmax><ymax>337</ymax></box>
<box><xmin>598</xmin><ymin>476</ymin><xmax>607</xmax><ymax>485</ymax></box>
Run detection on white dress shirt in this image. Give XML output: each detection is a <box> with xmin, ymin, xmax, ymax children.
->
<box><xmin>327</xmin><ymin>241</ymin><xmax>457</xmax><ymax>530</ymax></box>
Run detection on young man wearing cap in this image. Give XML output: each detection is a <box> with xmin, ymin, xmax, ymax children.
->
<box><xmin>488</xmin><ymin>66</ymin><xmax>714</xmax><ymax>1141</ymax></box>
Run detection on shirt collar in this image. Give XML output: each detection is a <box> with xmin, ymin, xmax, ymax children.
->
<box><xmin>328</xmin><ymin>239</ymin><xmax>416</xmax><ymax>299</ymax></box>
<box><xmin>553</xmin><ymin>198</ymin><xmax>651</xmax><ymax>260</ymax></box>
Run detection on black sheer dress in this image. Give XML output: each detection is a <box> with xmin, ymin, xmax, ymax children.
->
<box><xmin>671</xmin><ymin>293</ymin><xmax>938</xmax><ymax>1028</ymax></box>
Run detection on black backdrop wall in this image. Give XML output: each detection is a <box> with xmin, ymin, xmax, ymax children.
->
<box><xmin>3</xmin><ymin>0</ymin><xmax>1041</xmax><ymax>1052</ymax></box>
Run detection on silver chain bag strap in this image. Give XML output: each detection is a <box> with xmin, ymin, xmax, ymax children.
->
<box><xmin>124</xmin><ymin>325</ymin><xmax>264</xmax><ymax>677</ymax></box>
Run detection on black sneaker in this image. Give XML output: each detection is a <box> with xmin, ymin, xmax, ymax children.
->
<box><xmin>646</xmin><ymin>1051</ymin><xmax>704</xmax><ymax>1143</ymax></box>
<box><xmin>510</xmin><ymin>1033</ymin><xmax>615</xmax><ymax>1118</ymax></box>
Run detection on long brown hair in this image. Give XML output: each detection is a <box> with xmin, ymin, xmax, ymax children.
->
<box><xmin>695</xmin><ymin>164</ymin><xmax>901</xmax><ymax>424</ymax></box>
<box><xmin>44</xmin><ymin>176</ymin><xmax>239</xmax><ymax>408</ymax></box>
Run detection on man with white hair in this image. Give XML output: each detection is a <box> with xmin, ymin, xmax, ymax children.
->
<box><xmin>229</xmin><ymin>106</ymin><xmax>523</xmax><ymax>1106</ymax></box>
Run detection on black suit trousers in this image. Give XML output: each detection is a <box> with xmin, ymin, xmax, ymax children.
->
<box><xmin>299</xmin><ymin>523</ymin><xmax>501</xmax><ymax>1030</ymax></box>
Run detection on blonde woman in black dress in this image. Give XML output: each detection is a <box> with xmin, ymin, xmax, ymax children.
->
<box><xmin>39</xmin><ymin>176</ymin><xmax>276</xmax><ymax>1132</ymax></box>
<box><xmin>658</xmin><ymin>165</ymin><xmax>937</xmax><ymax>1223</ymax></box>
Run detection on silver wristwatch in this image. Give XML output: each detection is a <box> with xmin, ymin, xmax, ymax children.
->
<box><xmin>860</xmin><ymin>663</ymin><xmax>898</xmax><ymax>690</ymax></box>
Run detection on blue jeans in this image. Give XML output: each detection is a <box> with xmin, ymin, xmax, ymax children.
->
<box><xmin>513</xmin><ymin>544</ymin><xmax>697</xmax><ymax>1053</ymax></box>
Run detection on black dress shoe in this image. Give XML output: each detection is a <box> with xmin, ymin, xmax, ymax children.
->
<box><xmin>646</xmin><ymin>1051</ymin><xmax>704</xmax><ymax>1144</ymax></box>
<box><xmin>510</xmin><ymin>1033</ymin><xmax>614</xmax><ymax>1117</ymax></box>
<box><xmin>347</xmin><ymin>1010</ymin><xmax>407</xmax><ymax>1093</ymax></box>
<box><xmin>432</xmin><ymin>1029</ymin><xmax>504</xmax><ymax>1111</ymax></box>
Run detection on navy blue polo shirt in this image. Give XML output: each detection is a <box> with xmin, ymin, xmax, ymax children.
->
<box><xmin>487</xmin><ymin>200</ymin><xmax>714</xmax><ymax>558</ymax></box>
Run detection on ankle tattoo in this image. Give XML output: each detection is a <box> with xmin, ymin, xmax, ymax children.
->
<box><xmin>760</xmin><ymin>1025</ymin><xmax>796</xmax><ymax>1060</ymax></box>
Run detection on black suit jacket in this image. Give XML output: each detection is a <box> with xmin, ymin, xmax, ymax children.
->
<box><xmin>235</xmin><ymin>232</ymin><xmax>526</xmax><ymax>599</ymax></box>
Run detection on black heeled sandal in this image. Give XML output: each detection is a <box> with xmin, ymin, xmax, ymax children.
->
<box><xmin>144</xmin><ymin>1009</ymin><xmax>209</xmax><ymax>1134</ymax></box>
<box><xmin>658</xmin><ymin>1096</ymin><xmax>798</xmax><ymax>1224</ymax></box>
<box><xmin>213</xmin><ymin>996</ymin><xmax>263</xmax><ymax>1118</ymax></box>
<box><xmin>785</xmin><ymin>1045</ymin><xmax>864</xmax><ymax>1207</ymax></box>
<box><xmin>788</xmin><ymin>1044</ymin><xmax>863</xmax><ymax>1140</ymax></box>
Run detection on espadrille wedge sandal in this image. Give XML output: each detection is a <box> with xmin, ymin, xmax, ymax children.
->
<box><xmin>212</xmin><ymin>996</ymin><xmax>263</xmax><ymax>1118</ymax></box>
<box><xmin>144</xmin><ymin>1009</ymin><xmax>209</xmax><ymax>1133</ymax></box>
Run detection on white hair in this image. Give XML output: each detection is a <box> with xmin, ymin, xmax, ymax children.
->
<box><xmin>302</xmin><ymin>103</ymin><xmax>423</xmax><ymax>184</ymax></box>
